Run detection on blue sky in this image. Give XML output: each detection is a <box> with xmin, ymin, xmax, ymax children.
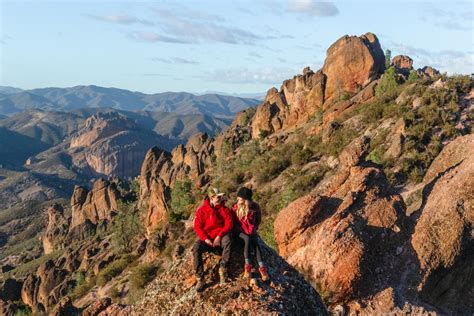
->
<box><xmin>1</xmin><ymin>0</ymin><xmax>473</xmax><ymax>94</ymax></box>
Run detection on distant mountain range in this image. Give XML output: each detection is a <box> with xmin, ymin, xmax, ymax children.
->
<box><xmin>0</xmin><ymin>85</ymin><xmax>260</xmax><ymax>117</ymax></box>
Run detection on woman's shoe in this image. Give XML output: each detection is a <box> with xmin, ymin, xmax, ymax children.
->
<box><xmin>259</xmin><ymin>266</ymin><xmax>269</xmax><ymax>281</ymax></box>
<box><xmin>244</xmin><ymin>263</ymin><xmax>252</xmax><ymax>278</ymax></box>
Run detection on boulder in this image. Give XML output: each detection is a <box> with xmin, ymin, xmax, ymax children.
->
<box><xmin>391</xmin><ymin>55</ymin><xmax>414</xmax><ymax>74</ymax></box>
<box><xmin>423</xmin><ymin>134</ymin><xmax>474</xmax><ymax>183</ymax></box>
<box><xmin>275</xmin><ymin>136</ymin><xmax>407</xmax><ymax>303</ymax></box>
<box><xmin>411</xmin><ymin>137</ymin><xmax>474</xmax><ymax>312</ymax></box>
<box><xmin>418</xmin><ymin>66</ymin><xmax>440</xmax><ymax>78</ymax></box>
<box><xmin>322</xmin><ymin>32</ymin><xmax>385</xmax><ymax>103</ymax></box>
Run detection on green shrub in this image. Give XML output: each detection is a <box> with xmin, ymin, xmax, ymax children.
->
<box><xmin>72</xmin><ymin>275</ymin><xmax>96</xmax><ymax>299</ymax></box>
<box><xmin>254</xmin><ymin>155</ymin><xmax>290</xmax><ymax>183</ymax></box>
<box><xmin>108</xmin><ymin>286</ymin><xmax>121</xmax><ymax>300</ymax></box>
<box><xmin>446</xmin><ymin>75</ymin><xmax>471</xmax><ymax>93</ymax></box>
<box><xmin>407</xmin><ymin>70</ymin><xmax>420</xmax><ymax>83</ymax></box>
<box><xmin>169</xmin><ymin>179</ymin><xmax>194</xmax><ymax>223</ymax></box>
<box><xmin>112</xmin><ymin>201</ymin><xmax>143</xmax><ymax>252</ymax></box>
<box><xmin>96</xmin><ymin>255</ymin><xmax>135</xmax><ymax>286</ymax></box>
<box><xmin>375</xmin><ymin>67</ymin><xmax>399</xmax><ymax>99</ymax></box>
<box><xmin>129</xmin><ymin>263</ymin><xmax>157</xmax><ymax>289</ymax></box>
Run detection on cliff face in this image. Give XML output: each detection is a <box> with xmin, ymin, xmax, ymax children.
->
<box><xmin>69</xmin><ymin>112</ymin><xmax>168</xmax><ymax>179</ymax></box>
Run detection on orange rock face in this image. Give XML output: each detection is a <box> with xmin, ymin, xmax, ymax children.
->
<box><xmin>411</xmin><ymin>137</ymin><xmax>474</xmax><ymax>311</ymax></box>
<box><xmin>248</xmin><ymin>32</ymin><xmax>385</xmax><ymax>139</ymax></box>
<box><xmin>274</xmin><ymin>136</ymin><xmax>406</xmax><ymax>303</ymax></box>
<box><xmin>69</xmin><ymin>179</ymin><xmax>121</xmax><ymax>229</ymax></box>
<box><xmin>322</xmin><ymin>32</ymin><xmax>385</xmax><ymax>103</ymax></box>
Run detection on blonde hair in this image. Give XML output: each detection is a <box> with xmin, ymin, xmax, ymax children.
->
<box><xmin>236</xmin><ymin>199</ymin><xmax>250</xmax><ymax>220</ymax></box>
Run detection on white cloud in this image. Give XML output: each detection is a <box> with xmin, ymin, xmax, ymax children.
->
<box><xmin>85</xmin><ymin>13</ymin><xmax>154</xmax><ymax>26</ymax></box>
<box><xmin>129</xmin><ymin>32</ymin><xmax>189</xmax><ymax>44</ymax></box>
<box><xmin>288</xmin><ymin>0</ymin><xmax>339</xmax><ymax>17</ymax></box>
<box><xmin>151</xmin><ymin>8</ymin><xmax>280</xmax><ymax>45</ymax></box>
<box><xmin>151</xmin><ymin>57</ymin><xmax>199</xmax><ymax>65</ymax></box>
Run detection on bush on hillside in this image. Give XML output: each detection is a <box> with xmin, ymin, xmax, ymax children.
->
<box><xmin>112</xmin><ymin>201</ymin><xmax>143</xmax><ymax>252</ymax></box>
<box><xmin>375</xmin><ymin>66</ymin><xmax>399</xmax><ymax>99</ymax></box>
<box><xmin>168</xmin><ymin>178</ymin><xmax>194</xmax><ymax>223</ymax></box>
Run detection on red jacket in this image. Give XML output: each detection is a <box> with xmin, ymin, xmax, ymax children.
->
<box><xmin>231</xmin><ymin>202</ymin><xmax>261</xmax><ymax>235</ymax></box>
<box><xmin>194</xmin><ymin>198</ymin><xmax>233</xmax><ymax>241</ymax></box>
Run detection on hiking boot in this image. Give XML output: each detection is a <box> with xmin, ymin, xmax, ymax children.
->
<box><xmin>218</xmin><ymin>266</ymin><xmax>227</xmax><ymax>284</ymax></box>
<box><xmin>195</xmin><ymin>277</ymin><xmax>205</xmax><ymax>292</ymax></box>
<box><xmin>259</xmin><ymin>266</ymin><xmax>269</xmax><ymax>281</ymax></box>
<box><xmin>244</xmin><ymin>263</ymin><xmax>252</xmax><ymax>278</ymax></box>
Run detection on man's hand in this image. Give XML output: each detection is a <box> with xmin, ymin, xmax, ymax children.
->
<box><xmin>205</xmin><ymin>239</ymin><xmax>213</xmax><ymax>247</ymax></box>
<box><xmin>213</xmin><ymin>236</ymin><xmax>221</xmax><ymax>247</ymax></box>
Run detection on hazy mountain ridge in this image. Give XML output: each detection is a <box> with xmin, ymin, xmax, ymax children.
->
<box><xmin>0</xmin><ymin>86</ymin><xmax>260</xmax><ymax>117</ymax></box>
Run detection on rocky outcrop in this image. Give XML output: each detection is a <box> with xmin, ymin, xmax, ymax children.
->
<box><xmin>423</xmin><ymin>134</ymin><xmax>474</xmax><ymax>183</ymax></box>
<box><xmin>275</xmin><ymin>136</ymin><xmax>407</xmax><ymax>303</ymax></box>
<box><xmin>391</xmin><ymin>55</ymin><xmax>413</xmax><ymax>75</ymax></box>
<box><xmin>41</xmin><ymin>204</ymin><xmax>69</xmax><ymax>254</ymax></box>
<box><xmin>129</xmin><ymin>240</ymin><xmax>327</xmax><ymax>315</ymax></box>
<box><xmin>70</xmin><ymin>112</ymin><xmax>167</xmax><ymax>178</ymax></box>
<box><xmin>138</xmin><ymin>133</ymin><xmax>214</xmax><ymax>236</ymax></box>
<box><xmin>21</xmin><ymin>260</ymin><xmax>71</xmax><ymax>313</ymax></box>
<box><xmin>248</xmin><ymin>32</ymin><xmax>385</xmax><ymax>138</ymax></box>
<box><xmin>417</xmin><ymin>66</ymin><xmax>440</xmax><ymax>78</ymax></box>
<box><xmin>411</xmin><ymin>136</ymin><xmax>474</xmax><ymax>312</ymax></box>
<box><xmin>69</xmin><ymin>179</ymin><xmax>121</xmax><ymax>229</ymax></box>
<box><xmin>322</xmin><ymin>32</ymin><xmax>385</xmax><ymax>103</ymax></box>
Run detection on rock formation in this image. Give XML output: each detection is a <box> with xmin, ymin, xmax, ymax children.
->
<box><xmin>21</xmin><ymin>260</ymin><xmax>71</xmax><ymax>314</ymax></box>
<box><xmin>411</xmin><ymin>135</ymin><xmax>474</xmax><ymax>312</ymax></box>
<box><xmin>322</xmin><ymin>32</ymin><xmax>385</xmax><ymax>103</ymax></box>
<box><xmin>275</xmin><ymin>136</ymin><xmax>407</xmax><ymax>303</ymax></box>
<box><xmin>249</xmin><ymin>32</ymin><xmax>385</xmax><ymax>138</ymax></box>
<box><xmin>41</xmin><ymin>204</ymin><xmax>69</xmax><ymax>254</ymax></box>
<box><xmin>391</xmin><ymin>55</ymin><xmax>414</xmax><ymax>75</ymax></box>
<box><xmin>138</xmin><ymin>133</ymin><xmax>214</xmax><ymax>235</ymax></box>
<box><xmin>69</xmin><ymin>179</ymin><xmax>121</xmax><ymax>229</ymax></box>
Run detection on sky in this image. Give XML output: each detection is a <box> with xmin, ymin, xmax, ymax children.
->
<box><xmin>0</xmin><ymin>0</ymin><xmax>473</xmax><ymax>94</ymax></box>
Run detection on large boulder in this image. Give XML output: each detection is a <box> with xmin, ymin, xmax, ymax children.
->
<box><xmin>275</xmin><ymin>136</ymin><xmax>407</xmax><ymax>303</ymax></box>
<box><xmin>391</xmin><ymin>55</ymin><xmax>414</xmax><ymax>75</ymax></box>
<box><xmin>411</xmin><ymin>137</ymin><xmax>474</xmax><ymax>312</ymax></box>
<box><xmin>322</xmin><ymin>32</ymin><xmax>385</xmax><ymax>103</ymax></box>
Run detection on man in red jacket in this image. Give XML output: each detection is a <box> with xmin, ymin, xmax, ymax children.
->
<box><xmin>193</xmin><ymin>188</ymin><xmax>233</xmax><ymax>292</ymax></box>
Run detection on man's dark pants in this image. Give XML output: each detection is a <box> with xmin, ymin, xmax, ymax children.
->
<box><xmin>192</xmin><ymin>234</ymin><xmax>232</xmax><ymax>278</ymax></box>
